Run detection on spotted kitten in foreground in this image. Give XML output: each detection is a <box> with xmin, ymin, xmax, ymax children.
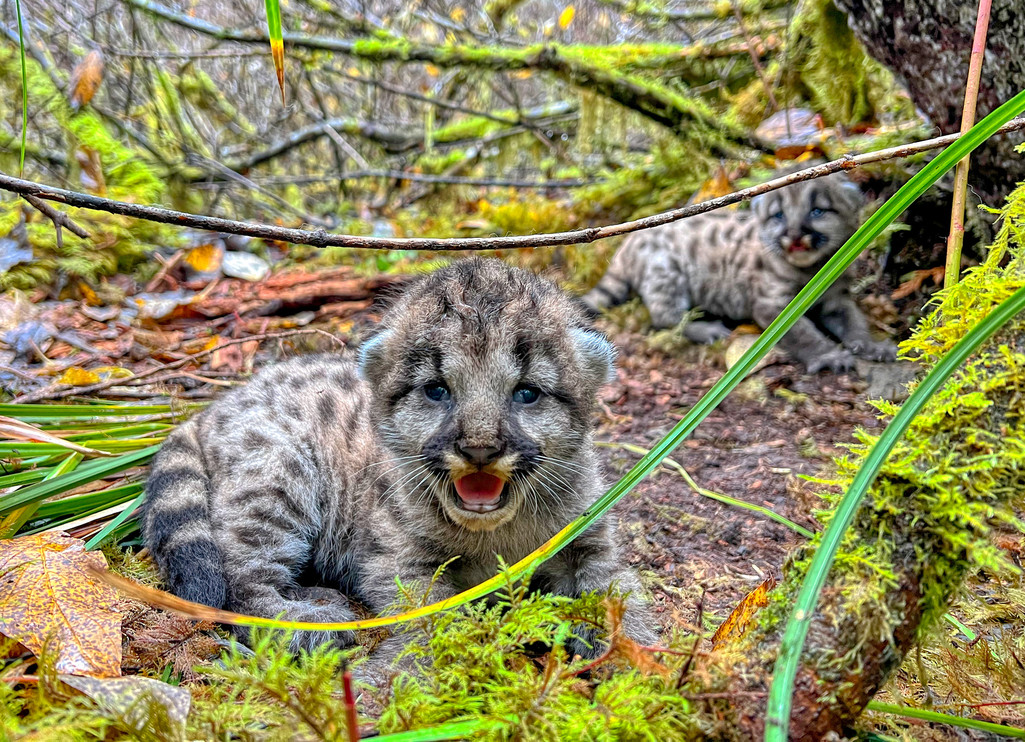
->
<box><xmin>142</xmin><ymin>258</ymin><xmax>654</xmax><ymax>654</ymax></box>
<box><xmin>583</xmin><ymin>171</ymin><xmax>896</xmax><ymax>373</ymax></box>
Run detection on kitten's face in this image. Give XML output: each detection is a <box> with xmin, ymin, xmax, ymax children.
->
<box><xmin>359</xmin><ymin>259</ymin><xmax>613</xmax><ymax>532</ymax></box>
<box><xmin>753</xmin><ymin>173</ymin><xmax>864</xmax><ymax>269</ymax></box>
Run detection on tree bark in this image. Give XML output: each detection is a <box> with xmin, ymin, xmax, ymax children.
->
<box><xmin>835</xmin><ymin>0</ymin><xmax>1025</xmax><ymax>207</ymax></box>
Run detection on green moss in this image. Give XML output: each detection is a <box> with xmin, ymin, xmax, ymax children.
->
<box><xmin>783</xmin><ymin>0</ymin><xmax>912</xmax><ymax>125</ymax></box>
<box><xmin>0</xmin><ymin>47</ymin><xmax>182</xmax><ymax>291</ymax></box>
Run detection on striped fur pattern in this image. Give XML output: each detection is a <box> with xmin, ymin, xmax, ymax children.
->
<box><xmin>142</xmin><ymin>258</ymin><xmax>655</xmax><ymax>654</ymax></box>
<box><xmin>583</xmin><ymin>171</ymin><xmax>896</xmax><ymax>373</ymax></box>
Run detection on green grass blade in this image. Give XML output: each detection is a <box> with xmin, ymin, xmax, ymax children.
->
<box><xmin>0</xmin><ymin>453</ymin><xmax>82</xmax><ymax>537</ymax></box>
<box><xmin>0</xmin><ymin>403</ymin><xmax>191</xmax><ymax>418</ymax></box>
<box><xmin>598</xmin><ymin>441</ymin><xmax>814</xmax><ymax>538</ymax></box>
<box><xmin>0</xmin><ymin>445</ymin><xmax>159</xmax><ymax>515</ymax></box>
<box><xmin>85</xmin><ymin>490</ymin><xmax>145</xmax><ymax>549</ymax></box>
<box><xmin>765</xmin><ymin>283</ymin><xmax>1025</xmax><ymax>741</ymax></box>
<box><xmin>14</xmin><ymin>0</ymin><xmax>27</xmax><ymax>173</ymax></box>
<box><xmin>264</xmin><ymin>0</ymin><xmax>285</xmax><ymax>103</ymax></box>
<box><xmin>866</xmin><ymin>701</ymin><xmax>1025</xmax><ymax>739</ymax></box>
<box><xmin>32</xmin><ymin>482</ymin><xmax>143</xmax><ymax>520</ymax></box>
<box><xmin>129</xmin><ymin>88</ymin><xmax>1025</xmax><ymax>637</ymax></box>
<box><xmin>372</xmin><ymin>719</ymin><xmax>505</xmax><ymax>741</ymax></box>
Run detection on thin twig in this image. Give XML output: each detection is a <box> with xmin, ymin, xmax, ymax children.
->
<box><xmin>3</xmin><ymin>117</ymin><xmax>1025</xmax><ymax>253</ymax></box>
<box><xmin>732</xmin><ymin>1</ymin><xmax>778</xmax><ymax>112</ymax></box>
<box><xmin>944</xmin><ymin>0</ymin><xmax>993</xmax><ymax>290</ymax></box>
<box><xmin>10</xmin><ymin>329</ymin><xmax>344</xmax><ymax>404</ymax></box>
<box><xmin>21</xmin><ymin>194</ymin><xmax>90</xmax><ymax>249</ymax></box>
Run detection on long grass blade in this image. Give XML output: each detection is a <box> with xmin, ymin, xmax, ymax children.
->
<box><xmin>84</xmin><ymin>491</ymin><xmax>145</xmax><ymax>549</ymax></box>
<box><xmin>866</xmin><ymin>701</ymin><xmax>1025</xmax><ymax>739</ymax></box>
<box><xmin>764</xmin><ymin>283</ymin><xmax>1025</xmax><ymax>741</ymax></box>
<box><xmin>0</xmin><ymin>453</ymin><xmax>82</xmax><ymax>537</ymax></box>
<box><xmin>95</xmin><ymin>88</ymin><xmax>1025</xmax><ymax>635</ymax></box>
<box><xmin>14</xmin><ymin>0</ymin><xmax>27</xmax><ymax>173</ymax></box>
<box><xmin>264</xmin><ymin>0</ymin><xmax>285</xmax><ymax>103</ymax></box>
<box><xmin>370</xmin><ymin>719</ymin><xmax>506</xmax><ymax>741</ymax></box>
<box><xmin>0</xmin><ymin>445</ymin><xmax>159</xmax><ymax>515</ymax></box>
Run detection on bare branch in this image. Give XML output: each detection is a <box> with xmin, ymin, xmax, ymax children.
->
<box><xmin>1</xmin><ymin>118</ymin><xmax>1023</xmax><ymax>252</ymax></box>
<box><xmin>21</xmin><ymin>195</ymin><xmax>91</xmax><ymax>249</ymax></box>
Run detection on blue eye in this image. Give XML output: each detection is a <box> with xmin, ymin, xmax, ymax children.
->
<box><xmin>423</xmin><ymin>383</ymin><xmax>451</xmax><ymax>402</ymax></box>
<box><xmin>772</xmin><ymin>211</ymin><xmax>785</xmax><ymax>221</ymax></box>
<box><xmin>512</xmin><ymin>384</ymin><xmax>541</xmax><ymax>405</ymax></box>
<box><xmin>810</xmin><ymin>208</ymin><xmax>827</xmax><ymax>218</ymax></box>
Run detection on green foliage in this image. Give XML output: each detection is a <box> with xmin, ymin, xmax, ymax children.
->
<box><xmin>0</xmin><ymin>47</ymin><xmax>181</xmax><ymax>291</ymax></box>
<box><xmin>782</xmin><ymin>0</ymin><xmax>912</xmax><ymax>125</ymax></box>
<box><xmin>379</xmin><ymin>576</ymin><xmax>699</xmax><ymax>742</ymax></box>
<box><xmin>189</xmin><ymin>630</ymin><xmax>360</xmax><ymax>740</ymax></box>
<box><xmin>757</xmin><ymin>179</ymin><xmax>1025</xmax><ymax>731</ymax></box>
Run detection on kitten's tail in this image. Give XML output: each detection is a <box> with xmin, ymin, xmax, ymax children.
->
<box><xmin>581</xmin><ymin>251</ymin><xmax>633</xmax><ymax>315</ymax></box>
<box><xmin>141</xmin><ymin>418</ymin><xmax>227</xmax><ymax>609</ymax></box>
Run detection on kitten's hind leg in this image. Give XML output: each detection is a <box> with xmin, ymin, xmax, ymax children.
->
<box><xmin>637</xmin><ymin>261</ymin><xmax>690</xmax><ymax>330</ymax></box>
<box><xmin>682</xmin><ymin>319</ymin><xmax>731</xmax><ymax>344</ymax></box>
<box><xmin>215</xmin><ymin>451</ymin><xmax>356</xmax><ymax>653</ymax></box>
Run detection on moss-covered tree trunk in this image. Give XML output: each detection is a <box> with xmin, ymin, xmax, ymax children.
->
<box><xmin>703</xmin><ymin>184</ymin><xmax>1025</xmax><ymax>738</ymax></box>
<box><xmin>835</xmin><ymin>0</ymin><xmax>1025</xmax><ymax>208</ymax></box>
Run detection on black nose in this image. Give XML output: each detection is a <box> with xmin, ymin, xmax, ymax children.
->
<box><xmin>456</xmin><ymin>442</ymin><xmax>504</xmax><ymax>466</ymax></box>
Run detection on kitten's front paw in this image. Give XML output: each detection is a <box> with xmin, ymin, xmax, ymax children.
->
<box><xmin>848</xmin><ymin>338</ymin><xmax>897</xmax><ymax>362</ymax></box>
<box><xmin>806</xmin><ymin>349</ymin><xmax>856</xmax><ymax>374</ymax></box>
<box><xmin>286</xmin><ymin>588</ymin><xmax>358</xmax><ymax>653</ymax></box>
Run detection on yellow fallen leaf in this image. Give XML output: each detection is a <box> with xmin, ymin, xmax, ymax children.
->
<box><xmin>512</xmin><ymin>69</ymin><xmax>533</xmax><ymax>80</ymax></box>
<box><xmin>449</xmin><ymin>6</ymin><xmax>465</xmax><ymax>22</ymax></box>
<box><xmin>558</xmin><ymin>4</ymin><xmax>575</xmax><ymax>29</ymax></box>
<box><xmin>425</xmin><ymin>63</ymin><xmax>440</xmax><ymax>77</ymax></box>
<box><xmin>0</xmin><ymin>533</ymin><xmax>121</xmax><ymax>677</ymax></box>
<box><xmin>184</xmin><ymin>243</ymin><xmax>224</xmax><ymax>273</ymax></box>
<box><xmin>692</xmin><ymin>164</ymin><xmax>734</xmax><ymax>205</ymax></box>
<box><xmin>89</xmin><ymin>366</ymin><xmax>135</xmax><ymax>380</ymax></box>
<box><xmin>711</xmin><ymin>574</ymin><xmax>776</xmax><ymax>648</ymax></box>
<box><xmin>58</xmin><ymin>367</ymin><xmax>102</xmax><ymax>386</ymax></box>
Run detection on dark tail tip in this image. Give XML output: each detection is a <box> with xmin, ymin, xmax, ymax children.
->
<box><xmin>164</xmin><ymin>539</ymin><xmax>227</xmax><ymax>609</ymax></box>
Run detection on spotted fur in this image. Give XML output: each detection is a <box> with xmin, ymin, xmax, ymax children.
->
<box><xmin>142</xmin><ymin>258</ymin><xmax>654</xmax><ymax>654</ymax></box>
<box><xmin>583</xmin><ymin>171</ymin><xmax>896</xmax><ymax>373</ymax></box>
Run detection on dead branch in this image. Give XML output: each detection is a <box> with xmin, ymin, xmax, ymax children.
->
<box><xmin>10</xmin><ymin>329</ymin><xmax>345</xmax><ymax>404</ymax></box>
<box><xmin>21</xmin><ymin>195</ymin><xmax>91</xmax><ymax>249</ymax></box>
<box><xmin>124</xmin><ymin>0</ymin><xmax>764</xmax><ymax>151</ymax></box>
<box><xmin>2</xmin><ymin>117</ymin><xmax>1024</xmax><ymax>252</ymax></box>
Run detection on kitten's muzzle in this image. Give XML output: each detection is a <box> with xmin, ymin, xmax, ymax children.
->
<box><xmin>456</xmin><ymin>441</ymin><xmax>505</xmax><ymax>467</ymax></box>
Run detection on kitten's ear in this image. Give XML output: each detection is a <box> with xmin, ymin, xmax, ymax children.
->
<box><xmin>357</xmin><ymin>330</ymin><xmax>393</xmax><ymax>384</ymax></box>
<box><xmin>751</xmin><ymin>193</ymin><xmax>771</xmax><ymax>220</ymax></box>
<box><xmin>834</xmin><ymin>179</ymin><xmax>866</xmax><ymax>212</ymax></box>
<box><xmin>571</xmin><ymin>328</ymin><xmax>617</xmax><ymax>386</ymax></box>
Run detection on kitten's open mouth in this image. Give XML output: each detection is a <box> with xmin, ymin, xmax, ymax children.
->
<box><xmin>453</xmin><ymin>472</ymin><xmax>507</xmax><ymax>513</ymax></box>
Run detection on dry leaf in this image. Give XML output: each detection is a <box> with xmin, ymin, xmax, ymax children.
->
<box><xmin>711</xmin><ymin>574</ymin><xmax>776</xmax><ymax>648</ymax></box>
<box><xmin>58</xmin><ymin>366</ymin><xmax>102</xmax><ymax>386</ymax></box>
<box><xmin>0</xmin><ymin>533</ymin><xmax>121</xmax><ymax>677</ymax></box>
<box><xmin>558</xmin><ymin>5</ymin><xmax>575</xmax><ymax>29</ymax></box>
<box><xmin>62</xmin><ymin>674</ymin><xmax>191</xmax><ymax>738</ymax></box>
<box><xmin>892</xmin><ymin>266</ymin><xmax>945</xmax><ymax>300</ymax></box>
<box><xmin>0</xmin><ymin>415</ymin><xmax>113</xmax><ymax>457</ymax></box>
<box><xmin>692</xmin><ymin>164</ymin><xmax>734</xmax><ymax>205</ymax></box>
<box><xmin>449</xmin><ymin>7</ymin><xmax>466</xmax><ymax>21</ymax></box>
<box><xmin>68</xmin><ymin>50</ymin><xmax>104</xmax><ymax>111</ymax></box>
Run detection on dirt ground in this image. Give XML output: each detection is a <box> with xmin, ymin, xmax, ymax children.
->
<box><xmin>593</xmin><ymin>325</ymin><xmax>884</xmax><ymax>632</ymax></box>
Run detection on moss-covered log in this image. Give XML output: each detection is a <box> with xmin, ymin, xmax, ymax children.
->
<box><xmin>714</xmin><ymin>184</ymin><xmax>1025</xmax><ymax>738</ymax></box>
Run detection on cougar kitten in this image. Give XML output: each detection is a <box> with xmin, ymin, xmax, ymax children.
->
<box><xmin>583</xmin><ymin>171</ymin><xmax>896</xmax><ymax>373</ymax></box>
<box><xmin>143</xmin><ymin>258</ymin><xmax>654</xmax><ymax>653</ymax></box>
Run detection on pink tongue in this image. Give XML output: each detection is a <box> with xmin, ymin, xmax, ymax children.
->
<box><xmin>454</xmin><ymin>472</ymin><xmax>505</xmax><ymax>504</ymax></box>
